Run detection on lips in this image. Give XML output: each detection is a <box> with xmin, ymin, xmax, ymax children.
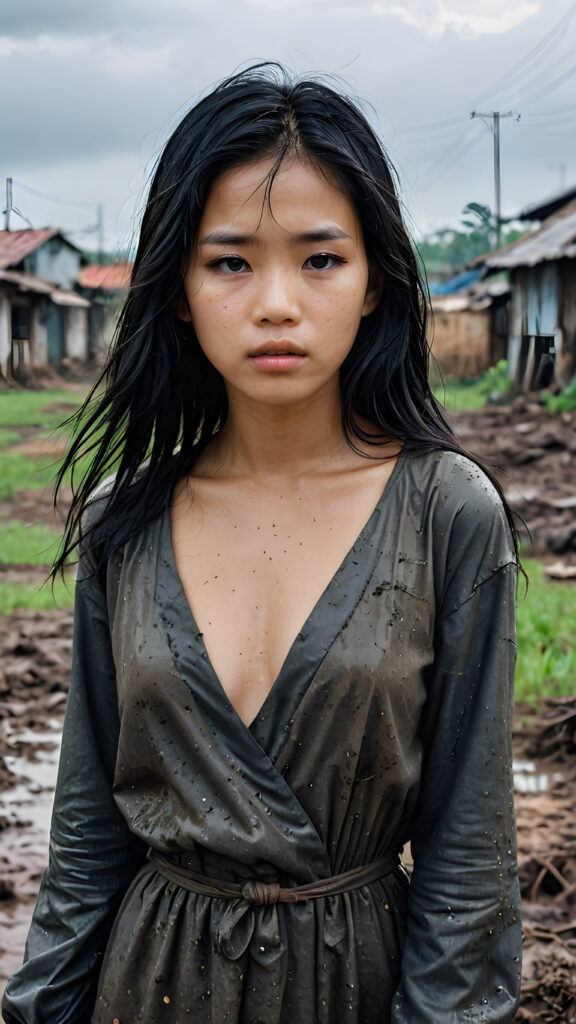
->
<box><xmin>249</xmin><ymin>340</ymin><xmax>305</xmax><ymax>358</ymax></box>
<box><xmin>248</xmin><ymin>342</ymin><xmax>306</xmax><ymax>371</ymax></box>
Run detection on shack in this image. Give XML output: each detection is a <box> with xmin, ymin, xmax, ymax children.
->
<box><xmin>0</xmin><ymin>229</ymin><xmax>91</xmax><ymax>380</ymax></box>
<box><xmin>77</xmin><ymin>262</ymin><xmax>132</xmax><ymax>362</ymax></box>
<box><xmin>481</xmin><ymin>194</ymin><xmax>576</xmax><ymax>390</ymax></box>
<box><xmin>429</xmin><ymin>276</ymin><xmax>509</xmax><ymax>379</ymax></box>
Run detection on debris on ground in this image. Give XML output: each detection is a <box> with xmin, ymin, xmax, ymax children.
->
<box><xmin>451</xmin><ymin>400</ymin><xmax>576</xmax><ymax>564</ymax></box>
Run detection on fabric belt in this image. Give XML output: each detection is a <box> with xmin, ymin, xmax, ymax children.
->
<box><xmin>148</xmin><ymin>848</ymin><xmax>401</xmax><ymax>906</ymax></box>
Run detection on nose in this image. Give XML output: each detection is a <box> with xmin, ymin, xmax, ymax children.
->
<box><xmin>251</xmin><ymin>268</ymin><xmax>301</xmax><ymax>325</ymax></box>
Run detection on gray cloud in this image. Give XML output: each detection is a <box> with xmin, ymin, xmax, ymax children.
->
<box><xmin>1</xmin><ymin>0</ymin><xmax>574</xmax><ymax>246</ymax></box>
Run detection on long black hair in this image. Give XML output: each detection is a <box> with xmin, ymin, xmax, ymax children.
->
<box><xmin>53</xmin><ymin>61</ymin><xmax>519</xmax><ymax>576</ymax></box>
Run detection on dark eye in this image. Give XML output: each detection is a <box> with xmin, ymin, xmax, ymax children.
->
<box><xmin>305</xmin><ymin>253</ymin><xmax>343</xmax><ymax>270</ymax></box>
<box><xmin>214</xmin><ymin>256</ymin><xmax>249</xmax><ymax>274</ymax></box>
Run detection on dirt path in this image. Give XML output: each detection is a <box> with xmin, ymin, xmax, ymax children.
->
<box><xmin>450</xmin><ymin>400</ymin><xmax>576</xmax><ymax>569</ymax></box>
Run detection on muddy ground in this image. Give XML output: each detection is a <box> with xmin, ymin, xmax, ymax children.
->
<box><xmin>1</xmin><ymin>398</ymin><xmax>575</xmax><ymax>1020</ymax></box>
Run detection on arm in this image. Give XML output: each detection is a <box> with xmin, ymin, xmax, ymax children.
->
<box><xmin>2</xmin><ymin>553</ymin><xmax>147</xmax><ymax>1024</ymax></box>
<box><xmin>392</xmin><ymin>502</ymin><xmax>522</xmax><ymax>1023</ymax></box>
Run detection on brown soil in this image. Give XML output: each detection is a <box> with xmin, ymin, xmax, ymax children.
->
<box><xmin>450</xmin><ymin>399</ymin><xmax>576</xmax><ymax>565</ymax></box>
<box><xmin>0</xmin><ymin>487</ymin><xmax>72</xmax><ymax>534</ymax></box>
<box><xmin>0</xmin><ymin>398</ymin><xmax>575</xmax><ymax>1018</ymax></box>
<box><xmin>9</xmin><ymin>437</ymin><xmax>68</xmax><ymax>460</ymax></box>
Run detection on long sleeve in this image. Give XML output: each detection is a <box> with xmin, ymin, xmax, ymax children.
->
<box><xmin>391</xmin><ymin>486</ymin><xmax>522</xmax><ymax>1023</ymax></box>
<box><xmin>2</xmin><ymin>552</ymin><xmax>147</xmax><ymax>1024</ymax></box>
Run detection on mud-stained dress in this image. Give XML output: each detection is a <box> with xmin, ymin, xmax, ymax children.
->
<box><xmin>2</xmin><ymin>449</ymin><xmax>522</xmax><ymax>1024</ymax></box>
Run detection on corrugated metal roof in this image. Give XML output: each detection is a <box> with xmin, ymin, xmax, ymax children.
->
<box><xmin>430</xmin><ymin>279</ymin><xmax>509</xmax><ymax>313</ymax></box>
<box><xmin>0</xmin><ymin>229</ymin><xmax>59</xmax><ymax>269</ymax></box>
<box><xmin>484</xmin><ymin>199</ymin><xmax>576</xmax><ymax>270</ymax></box>
<box><xmin>0</xmin><ymin>269</ymin><xmax>90</xmax><ymax>307</ymax></box>
<box><xmin>77</xmin><ymin>262</ymin><xmax>132</xmax><ymax>290</ymax></box>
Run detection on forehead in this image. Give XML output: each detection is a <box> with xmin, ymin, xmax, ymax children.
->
<box><xmin>199</xmin><ymin>156</ymin><xmax>362</xmax><ymax>236</ymax></box>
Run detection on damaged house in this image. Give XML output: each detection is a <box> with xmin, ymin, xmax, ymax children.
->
<box><xmin>480</xmin><ymin>189</ymin><xmax>576</xmax><ymax>391</ymax></box>
<box><xmin>0</xmin><ymin>229</ymin><xmax>91</xmax><ymax>380</ymax></box>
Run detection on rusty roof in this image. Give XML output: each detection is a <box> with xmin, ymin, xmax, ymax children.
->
<box><xmin>77</xmin><ymin>262</ymin><xmax>132</xmax><ymax>291</ymax></box>
<box><xmin>0</xmin><ymin>229</ymin><xmax>74</xmax><ymax>269</ymax></box>
<box><xmin>484</xmin><ymin>198</ymin><xmax>576</xmax><ymax>271</ymax></box>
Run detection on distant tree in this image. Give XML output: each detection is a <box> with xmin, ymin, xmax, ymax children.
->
<box><xmin>80</xmin><ymin>248</ymin><xmax>132</xmax><ymax>265</ymax></box>
<box><xmin>418</xmin><ymin>204</ymin><xmax>523</xmax><ymax>279</ymax></box>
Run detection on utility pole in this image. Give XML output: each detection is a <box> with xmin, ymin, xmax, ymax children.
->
<box><xmin>552</xmin><ymin>161</ymin><xmax>567</xmax><ymax>191</ymax></box>
<box><xmin>4</xmin><ymin>178</ymin><xmax>13</xmax><ymax>231</ymax></box>
<box><xmin>96</xmin><ymin>203</ymin><xmax>104</xmax><ymax>263</ymax></box>
<box><xmin>470</xmin><ymin>110</ymin><xmax>516</xmax><ymax>249</ymax></box>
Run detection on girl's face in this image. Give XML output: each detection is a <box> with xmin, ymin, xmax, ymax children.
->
<box><xmin>180</xmin><ymin>155</ymin><xmax>380</xmax><ymax>410</ymax></box>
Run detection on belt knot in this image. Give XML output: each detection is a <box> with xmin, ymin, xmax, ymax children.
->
<box><xmin>241</xmin><ymin>880</ymin><xmax>282</xmax><ymax>905</ymax></box>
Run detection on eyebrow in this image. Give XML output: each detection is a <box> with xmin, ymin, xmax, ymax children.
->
<box><xmin>198</xmin><ymin>227</ymin><xmax>353</xmax><ymax>246</ymax></box>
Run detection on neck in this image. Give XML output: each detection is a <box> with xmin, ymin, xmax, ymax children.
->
<box><xmin>205</xmin><ymin>387</ymin><xmax>351</xmax><ymax>480</ymax></box>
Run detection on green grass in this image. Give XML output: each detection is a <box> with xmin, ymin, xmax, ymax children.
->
<box><xmin>0</xmin><ymin>520</ymin><xmax>63</xmax><ymax>565</ymax></box>
<box><xmin>0</xmin><ymin>450</ymin><xmax>60</xmax><ymax>500</ymax></box>
<box><xmin>433</xmin><ymin>360</ymin><xmax>512</xmax><ymax>412</ymax></box>
<box><xmin>0</xmin><ymin>387</ymin><xmax>91</xmax><ymax>498</ymax></box>
<box><xmin>0</xmin><ymin>388</ymin><xmax>84</xmax><ymax>429</ymax></box>
<box><xmin>0</xmin><ymin>577</ymin><xmax>75</xmax><ymax>613</ymax></box>
<box><xmin>542</xmin><ymin>375</ymin><xmax>576</xmax><ymax>413</ymax></box>
<box><xmin>434</xmin><ymin>377</ymin><xmax>489</xmax><ymax>411</ymax></box>
<box><xmin>515</xmin><ymin>559</ymin><xmax>576</xmax><ymax>703</ymax></box>
<box><xmin>0</xmin><ymin>428</ymin><xmax>25</xmax><ymax>447</ymax></box>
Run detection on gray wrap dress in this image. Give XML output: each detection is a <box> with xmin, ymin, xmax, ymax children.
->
<box><xmin>2</xmin><ymin>448</ymin><xmax>522</xmax><ymax>1024</ymax></box>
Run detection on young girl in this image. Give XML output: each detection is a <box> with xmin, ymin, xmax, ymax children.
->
<box><xmin>3</xmin><ymin>64</ymin><xmax>521</xmax><ymax>1023</ymax></box>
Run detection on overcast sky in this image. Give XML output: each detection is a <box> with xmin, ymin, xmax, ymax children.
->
<box><xmin>2</xmin><ymin>0</ymin><xmax>575</xmax><ymax>253</ymax></box>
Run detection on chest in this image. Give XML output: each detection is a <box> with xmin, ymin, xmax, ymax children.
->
<box><xmin>169</xmin><ymin>470</ymin><xmax>395</xmax><ymax>725</ymax></box>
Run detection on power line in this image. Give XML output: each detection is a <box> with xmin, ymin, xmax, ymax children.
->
<box><xmin>506</xmin><ymin>61</ymin><xmax>576</xmax><ymax>109</ymax></box>
<box><xmin>418</xmin><ymin>121</ymin><xmax>486</xmax><ymax>177</ymax></box>
<box><xmin>471</xmin><ymin>0</ymin><xmax>576</xmax><ymax>107</ymax></box>
<box><xmin>12</xmin><ymin>179</ymin><xmax>98</xmax><ymax>209</ymax></box>
<box><xmin>397</xmin><ymin>115</ymin><xmax>467</xmax><ymax>137</ymax></box>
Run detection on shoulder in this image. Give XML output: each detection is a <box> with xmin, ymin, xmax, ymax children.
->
<box><xmin>80</xmin><ymin>472</ymin><xmax>118</xmax><ymax>535</ymax></box>
<box><xmin>401</xmin><ymin>447</ymin><xmax>517</xmax><ymax>608</ymax></box>
<box><xmin>402</xmin><ymin>446</ymin><xmax>510</xmax><ymax>533</ymax></box>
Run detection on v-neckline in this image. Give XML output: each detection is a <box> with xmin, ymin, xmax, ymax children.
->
<box><xmin>162</xmin><ymin>449</ymin><xmax>407</xmax><ymax>732</ymax></box>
